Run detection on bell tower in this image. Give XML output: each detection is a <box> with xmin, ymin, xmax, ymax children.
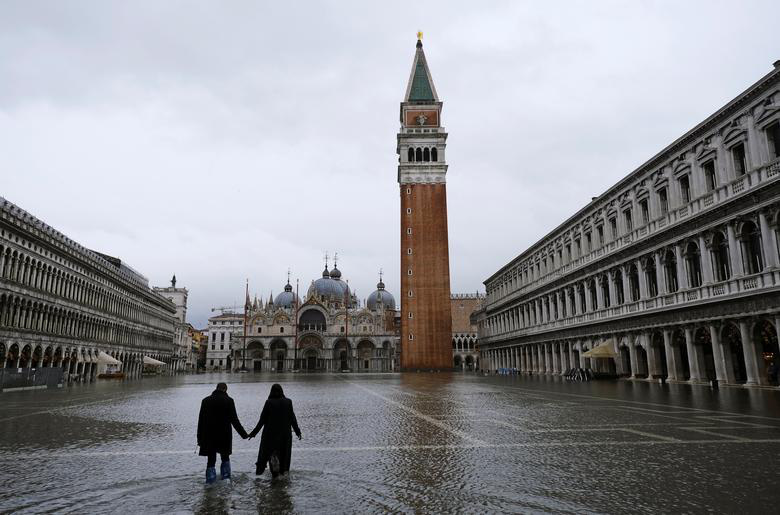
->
<box><xmin>397</xmin><ymin>33</ymin><xmax>453</xmax><ymax>370</ymax></box>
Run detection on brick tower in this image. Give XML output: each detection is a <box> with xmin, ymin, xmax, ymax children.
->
<box><xmin>397</xmin><ymin>34</ymin><xmax>453</xmax><ymax>370</ymax></box>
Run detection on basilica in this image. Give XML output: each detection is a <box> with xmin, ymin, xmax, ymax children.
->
<box><xmin>206</xmin><ymin>263</ymin><xmax>399</xmax><ymax>373</ymax></box>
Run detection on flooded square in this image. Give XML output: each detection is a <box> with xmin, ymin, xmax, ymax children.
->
<box><xmin>2</xmin><ymin>373</ymin><xmax>780</xmax><ymax>513</ymax></box>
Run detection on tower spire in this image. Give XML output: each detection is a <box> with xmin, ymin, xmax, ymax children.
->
<box><xmin>404</xmin><ymin>32</ymin><xmax>438</xmax><ymax>103</ymax></box>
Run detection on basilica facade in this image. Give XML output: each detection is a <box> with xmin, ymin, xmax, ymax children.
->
<box><xmin>476</xmin><ymin>61</ymin><xmax>780</xmax><ymax>387</ymax></box>
<box><xmin>206</xmin><ymin>264</ymin><xmax>400</xmax><ymax>373</ymax></box>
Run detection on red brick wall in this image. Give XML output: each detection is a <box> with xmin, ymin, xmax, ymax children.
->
<box><xmin>400</xmin><ymin>183</ymin><xmax>453</xmax><ymax>369</ymax></box>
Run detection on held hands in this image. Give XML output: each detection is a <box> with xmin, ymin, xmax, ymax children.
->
<box><xmin>296</xmin><ymin>434</ymin><xmax>302</xmax><ymax>441</ymax></box>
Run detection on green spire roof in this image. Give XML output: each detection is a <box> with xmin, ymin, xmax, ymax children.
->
<box><xmin>404</xmin><ymin>39</ymin><xmax>438</xmax><ymax>103</ymax></box>
<box><xmin>409</xmin><ymin>58</ymin><xmax>435</xmax><ymax>101</ymax></box>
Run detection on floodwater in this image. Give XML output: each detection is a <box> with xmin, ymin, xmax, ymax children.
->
<box><xmin>1</xmin><ymin>373</ymin><xmax>780</xmax><ymax>514</ymax></box>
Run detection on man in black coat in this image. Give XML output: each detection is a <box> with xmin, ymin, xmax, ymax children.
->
<box><xmin>248</xmin><ymin>383</ymin><xmax>301</xmax><ymax>478</ymax></box>
<box><xmin>197</xmin><ymin>382</ymin><xmax>248</xmax><ymax>483</ymax></box>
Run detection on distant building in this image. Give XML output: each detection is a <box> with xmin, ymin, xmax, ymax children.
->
<box><xmin>451</xmin><ymin>294</ymin><xmax>483</xmax><ymax>370</ymax></box>
<box><xmin>0</xmin><ymin>196</ymin><xmax>176</xmax><ymax>384</ymax></box>
<box><xmin>153</xmin><ymin>276</ymin><xmax>194</xmax><ymax>371</ymax></box>
<box><xmin>205</xmin><ymin>312</ymin><xmax>243</xmax><ymax>370</ymax></box>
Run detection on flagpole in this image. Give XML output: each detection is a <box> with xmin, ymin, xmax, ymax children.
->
<box><xmin>242</xmin><ymin>279</ymin><xmax>248</xmax><ymax>371</ymax></box>
<box><xmin>294</xmin><ymin>278</ymin><xmax>299</xmax><ymax>370</ymax></box>
<box><xmin>345</xmin><ymin>279</ymin><xmax>349</xmax><ymax>371</ymax></box>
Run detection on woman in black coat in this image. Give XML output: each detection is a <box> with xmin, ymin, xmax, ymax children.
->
<box><xmin>248</xmin><ymin>383</ymin><xmax>302</xmax><ymax>478</ymax></box>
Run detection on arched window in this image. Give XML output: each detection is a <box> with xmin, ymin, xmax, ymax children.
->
<box><xmin>645</xmin><ymin>258</ymin><xmax>658</xmax><ymax>297</ymax></box>
<box><xmin>629</xmin><ymin>264</ymin><xmax>640</xmax><ymax>301</ymax></box>
<box><xmin>740</xmin><ymin>221</ymin><xmax>763</xmax><ymax>274</ymax></box>
<box><xmin>415</xmin><ymin>148</ymin><xmax>422</xmax><ymax>161</ymax></box>
<box><xmin>600</xmin><ymin>274</ymin><xmax>611</xmax><ymax>308</ymax></box>
<box><xmin>578</xmin><ymin>285</ymin><xmax>586</xmax><ymax>313</ymax></box>
<box><xmin>408</xmin><ymin>147</ymin><xmax>414</xmax><ymax>162</ymax></box>
<box><xmin>588</xmin><ymin>279</ymin><xmax>597</xmax><ymax>311</ymax></box>
<box><xmin>685</xmin><ymin>241</ymin><xmax>702</xmax><ymax>288</ymax></box>
<box><xmin>431</xmin><ymin>147</ymin><xmax>438</xmax><ymax>161</ymax></box>
<box><xmin>423</xmin><ymin>148</ymin><xmax>430</xmax><ymax>162</ymax></box>
<box><xmin>664</xmin><ymin>249</ymin><xmax>678</xmax><ymax>293</ymax></box>
<box><xmin>711</xmin><ymin>231</ymin><xmax>731</xmax><ymax>282</ymax></box>
<box><xmin>613</xmin><ymin>270</ymin><xmax>624</xmax><ymax>305</ymax></box>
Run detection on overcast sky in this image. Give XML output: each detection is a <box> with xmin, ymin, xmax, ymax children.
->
<box><xmin>1</xmin><ymin>1</ymin><xmax>778</xmax><ymax>328</ymax></box>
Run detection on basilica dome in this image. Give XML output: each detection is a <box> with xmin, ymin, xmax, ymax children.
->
<box><xmin>311</xmin><ymin>266</ymin><xmax>350</xmax><ymax>300</ymax></box>
<box><xmin>274</xmin><ymin>281</ymin><xmax>300</xmax><ymax>308</ymax></box>
<box><xmin>367</xmin><ymin>280</ymin><xmax>395</xmax><ymax>310</ymax></box>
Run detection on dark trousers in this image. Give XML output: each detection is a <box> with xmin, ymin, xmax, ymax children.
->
<box><xmin>206</xmin><ymin>451</ymin><xmax>229</xmax><ymax>467</ymax></box>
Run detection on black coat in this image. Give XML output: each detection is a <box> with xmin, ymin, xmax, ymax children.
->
<box><xmin>249</xmin><ymin>397</ymin><xmax>301</xmax><ymax>473</ymax></box>
<box><xmin>197</xmin><ymin>390</ymin><xmax>248</xmax><ymax>456</ymax></box>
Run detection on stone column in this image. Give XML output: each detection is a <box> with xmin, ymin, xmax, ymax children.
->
<box><xmin>709</xmin><ymin>324</ymin><xmax>729</xmax><ymax>384</ymax></box>
<box><xmin>684</xmin><ymin>327</ymin><xmax>703</xmax><ymax>381</ymax></box>
<box><xmin>628</xmin><ymin>339</ymin><xmax>639</xmax><ymax>378</ymax></box>
<box><xmin>726</xmin><ymin>223</ymin><xmax>744</xmax><ymax>277</ymax></box>
<box><xmin>574</xmin><ymin>286</ymin><xmax>582</xmax><ymax>314</ymax></box>
<box><xmin>584</xmin><ymin>282</ymin><xmax>594</xmax><ymax>312</ymax></box>
<box><xmin>607</xmin><ymin>271</ymin><xmax>617</xmax><ymax>306</ymax></box>
<box><xmin>637</xmin><ymin>259</ymin><xmax>648</xmax><ymax>299</ymax></box>
<box><xmin>621</xmin><ymin>265</ymin><xmax>632</xmax><ymax>304</ymax></box>
<box><xmin>565</xmin><ymin>290</ymin><xmax>573</xmax><ymax>318</ymax></box>
<box><xmin>654</xmin><ymin>252</ymin><xmax>667</xmax><ymax>295</ymax></box>
<box><xmin>663</xmin><ymin>330</ymin><xmax>678</xmax><ymax>381</ymax></box>
<box><xmin>739</xmin><ymin>320</ymin><xmax>765</xmax><ymax>385</ymax></box>
<box><xmin>552</xmin><ymin>344</ymin><xmax>559</xmax><ymax>373</ymax></box>
<box><xmin>568</xmin><ymin>342</ymin><xmax>576</xmax><ymax>369</ymax></box>
<box><xmin>595</xmin><ymin>278</ymin><xmax>605</xmax><ymax>309</ymax></box>
<box><xmin>675</xmin><ymin>243</ymin><xmax>688</xmax><ymax>290</ymax></box>
<box><xmin>699</xmin><ymin>234</ymin><xmax>714</xmax><ymax>284</ymax></box>
<box><xmin>560</xmin><ymin>342</ymin><xmax>568</xmax><ymax>372</ymax></box>
<box><xmin>759</xmin><ymin>210</ymin><xmax>778</xmax><ymax>269</ymax></box>
<box><xmin>645</xmin><ymin>334</ymin><xmax>660</xmax><ymax>378</ymax></box>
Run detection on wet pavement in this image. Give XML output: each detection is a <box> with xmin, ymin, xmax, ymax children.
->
<box><xmin>1</xmin><ymin>372</ymin><xmax>780</xmax><ymax>514</ymax></box>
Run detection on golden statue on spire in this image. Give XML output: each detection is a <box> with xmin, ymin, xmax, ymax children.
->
<box><xmin>417</xmin><ymin>31</ymin><xmax>423</xmax><ymax>41</ymax></box>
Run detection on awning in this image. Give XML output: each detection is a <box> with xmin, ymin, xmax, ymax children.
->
<box><xmin>583</xmin><ymin>340</ymin><xmax>617</xmax><ymax>359</ymax></box>
<box><xmin>98</xmin><ymin>351</ymin><xmax>122</xmax><ymax>365</ymax></box>
<box><xmin>143</xmin><ymin>356</ymin><xmax>166</xmax><ymax>366</ymax></box>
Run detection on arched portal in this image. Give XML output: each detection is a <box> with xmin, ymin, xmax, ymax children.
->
<box><xmin>270</xmin><ymin>339</ymin><xmax>286</xmax><ymax>372</ymax></box>
<box><xmin>672</xmin><ymin>329</ymin><xmax>691</xmax><ymax>380</ymax></box>
<box><xmin>635</xmin><ymin>343</ymin><xmax>649</xmax><ymax>378</ymax></box>
<box><xmin>651</xmin><ymin>332</ymin><xmax>668</xmax><ymax>379</ymax></box>
<box><xmin>19</xmin><ymin>344</ymin><xmax>32</xmax><ymax>368</ymax></box>
<box><xmin>247</xmin><ymin>340</ymin><xmax>264</xmax><ymax>371</ymax></box>
<box><xmin>721</xmin><ymin>323</ymin><xmax>746</xmax><ymax>383</ymax></box>
<box><xmin>6</xmin><ymin>343</ymin><xmax>19</xmax><ymax>368</ymax></box>
<box><xmin>454</xmin><ymin>355</ymin><xmax>462</xmax><ymax>368</ymax></box>
<box><xmin>358</xmin><ymin>340</ymin><xmax>374</xmax><ymax>370</ymax></box>
<box><xmin>302</xmin><ymin>346</ymin><xmax>320</xmax><ymax>371</ymax></box>
<box><xmin>695</xmin><ymin>327</ymin><xmax>717</xmax><ymax>381</ymax></box>
<box><xmin>334</xmin><ymin>339</ymin><xmax>350</xmax><ymax>371</ymax></box>
<box><xmin>753</xmin><ymin>319</ymin><xmax>779</xmax><ymax>385</ymax></box>
<box><xmin>620</xmin><ymin>345</ymin><xmax>631</xmax><ymax>377</ymax></box>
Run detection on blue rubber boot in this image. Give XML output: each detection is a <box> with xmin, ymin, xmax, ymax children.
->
<box><xmin>220</xmin><ymin>461</ymin><xmax>231</xmax><ymax>480</ymax></box>
<box><xmin>205</xmin><ymin>466</ymin><xmax>217</xmax><ymax>484</ymax></box>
